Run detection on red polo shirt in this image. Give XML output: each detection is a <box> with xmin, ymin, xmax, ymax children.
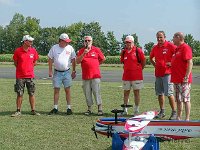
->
<box><xmin>171</xmin><ymin>43</ymin><xmax>193</xmax><ymax>83</ymax></box>
<box><xmin>13</xmin><ymin>46</ymin><xmax>39</xmax><ymax>79</ymax></box>
<box><xmin>77</xmin><ymin>46</ymin><xmax>105</xmax><ymax>80</ymax></box>
<box><xmin>120</xmin><ymin>47</ymin><xmax>145</xmax><ymax>80</ymax></box>
<box><xmin>150</xmin><ymin>41</ymin><xmax>176</xmax><ymax>77</ymax></box>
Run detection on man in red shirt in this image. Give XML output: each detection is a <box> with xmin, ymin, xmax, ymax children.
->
<box><xmin>76</xmin><ymin>36</ymin><xmax>105</xmax><ymax>116</ymax></box>
<box><xmin>12</xmin><ymin>35</ymin><xmax>40</xmax><ymax>117</ymax></box>
<box><xmin>171</xmin><ymin>32</ymin><xmax>193</xmax><ymax>121</ymax></box>
<box><xmin>150</xmin><ymin>31</ymin><xmax>176</xmax><ymax>120</ymax></box>
<box><xmin>120</xmin><ymin>35</ymin><xmax>146</xmax><ymax>116</ymax></box>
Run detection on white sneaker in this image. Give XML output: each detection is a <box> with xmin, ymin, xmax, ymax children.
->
<box><xmin>133</xmin><ymin>110</ymin><xmax>139</xmax><ymax>116</ymax></box>
<box><xmin>11</xmin><ymin>111</ymin><xmax>21</xmax><ymax>117</ymax></box>
<box><xmin>120</xmin><ymin>111</ymin><xmax>128</xmax><ymax>116</ymax></box>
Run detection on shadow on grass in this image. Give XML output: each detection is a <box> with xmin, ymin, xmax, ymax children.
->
<box><xmin>105</xmin><ymin>146</ymin><xmax>112</xmax><ymax>150</ymax></box>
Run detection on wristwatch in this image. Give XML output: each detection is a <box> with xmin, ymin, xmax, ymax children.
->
<box><xmin>72</xmin><ymin>71</ymin><xmax>76</xmax><ymax>73</ymax></box>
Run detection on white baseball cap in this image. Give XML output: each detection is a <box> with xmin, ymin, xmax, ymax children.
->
<box><xmin>59</xmin><ymin>33</ymin><xmax>71</xmax><ymax>43</ymax></box>
<box><xmin>22</xmin><ymin>35</ymin><xmax>34</xmax><ymax>42</ymax></box>
<box><xmin>124</xmin><ymin>35</ymin><xmax>134</xmax><ymax>42</ymax></box>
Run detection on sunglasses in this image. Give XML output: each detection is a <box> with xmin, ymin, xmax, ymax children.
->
<box><xmin>84</xmin><ymin>40</ymin><xmax>91</xmax><ymax>42</ymax></box>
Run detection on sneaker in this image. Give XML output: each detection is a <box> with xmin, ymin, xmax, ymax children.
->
<box><xmin>133</xmin><ymin>110</ymin><xmax>139</xmax><ymax>116</ymax></box>
<box><xmin>120</xmin><ymin>111</ymin><xmax>128</xmax><ymax>116</ymax></box>
<box><xmin>169</xmin><ymin>111</ymin><xmax>177</xmax><ymax>120</ymax></box>
<box><xmin>97</xmin><ymin>110</ymin><xmax>104</xmax><ymax>116</ymax></box>
<box><xmin>48</xmin><ymin>108</ymin><xmax>58</xmax><ymax>115</ymax></box>
<box><xmin>11</xmin><ymin>111</ymin><xmax>21</xmax><ymax>117</ymax></box>
<box><xmin>154</xmin><ymin>112</ymin><xmax>165</xmax><ymax>119</ymax></box>
<box><xmin>31</xmin><ymin>110</ymin><xmax>40</xmax><ymax>116</ymax></box>
<box><xmin>84</xmin><ymin>110</ymin><xmax>92</xmax><ymax>115</ymax></box>
<box><xmin>66</xmin><ymin>108</ymin><xmax>72</xmax><ymax>115</ymax></box>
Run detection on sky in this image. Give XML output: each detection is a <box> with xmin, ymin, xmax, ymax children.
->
<box><xmin>0</xmin><ymin>0</ymin><xmax>200</xmax><ymax>47</ymax></box>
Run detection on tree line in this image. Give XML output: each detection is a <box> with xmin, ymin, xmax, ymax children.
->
<box><xmin>0</xmin><ymin>13</ymin><xmax>200</xmax><ymax>56</ymax></box>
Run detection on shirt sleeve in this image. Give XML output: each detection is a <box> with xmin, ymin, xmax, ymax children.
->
<box><xmin>97</xmin><ymin>48</ymin><xmax>105</xmax><ymax>61</ymax></box>
<box><xmin>13</xmin><ymin>49</ymin><xmax>18</xmax><ymax>61</ymax></box>
<box><xmin>34</xmin><ymin>49</ymin><xmax>39</xmax><ymax>61</ymax></box>
<box><xmin>183</xmin><ymin>45</ymin><xmax>193</xmax><ymax>60</ymax></box>
<box><xmin>150</xmin><ymin>47</ymin><xmax>155</xmax><ymax>59</ymax></box>
<box><xmin>138</xmin><ymin>48</ymin><xmax>145</xmax><ymax>61</ymax></box>
<box><xmin>120</xmin><ymin>49</ymin><xmax>125</xmax><ymax>63</ymax></box>
<box><xmin>71</xmin><ymin>47</ymin><xmax>76</xmax><ymax>60</ymax></box>
<box><xmin>47</xmin><ymin>46</ymin><xmax>54</xmax><ymax>59</ymax></box>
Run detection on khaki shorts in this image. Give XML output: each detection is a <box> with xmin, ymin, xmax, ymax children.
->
<box><xmin>174</xmin><ymin>83</ymin><xmax>191</xmax><ymax>102</ymax></box>
<box><xmin>122</xmin><ymin>80</ymin><xmax>144</xmax><ymax>90</ymax></box>
<box><xmin>14</xmin><ymin>78</ymin><xmax>35</xmax><ymax>96</ymax></box>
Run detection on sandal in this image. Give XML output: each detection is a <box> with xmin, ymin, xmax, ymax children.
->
<box><xmin>84</xmin><ymin>110</ymin><xmax>92</xmax><ymax>115</ymax></box>
<box><xmin>97</xmin><ymin>110</ymin><xmax>103</xmax><ymax>116</ymax></box>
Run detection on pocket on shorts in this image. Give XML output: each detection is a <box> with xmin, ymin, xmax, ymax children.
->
<box><xmin>28</xmin><ymin>81</ymin><xmax>36</xmax><ymax>94</ymax></box>
<box><xmin>14</xmin><ymin>84</ymin><xmax>17</xmax><ymax>92</ymax></box>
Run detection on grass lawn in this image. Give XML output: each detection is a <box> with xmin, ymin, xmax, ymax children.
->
<box><xmin>0</xmin><ymin>64</ymin><xmax>200</xmax><ymax>150</ymax></box>
<box><xmin>0</xmin><ymin>76</ymin><xmax>200</xmax><ymax>150</ymax></box>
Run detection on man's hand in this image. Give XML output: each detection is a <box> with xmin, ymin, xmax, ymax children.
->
<box><xmin>71</xmin><ymin>71</ymin><xmax>76</xmax><ymax>79</ymax></box>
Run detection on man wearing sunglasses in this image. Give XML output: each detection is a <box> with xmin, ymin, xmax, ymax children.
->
<box><xmin>76</xmin><ymin>36</ymin><xmax>105</xmax><ymax>116</ymax></box>
<box><xmin>12</xmin><ymin>34</ymin><xmax>40</xmax><ymax>117</ymax></box>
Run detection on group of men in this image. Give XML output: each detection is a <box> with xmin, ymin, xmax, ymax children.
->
<box><xmin>11</xmin><ymin>33</ymin><xmax>105</xmax><ymax>117</ymax></box>
<box><xmin>11</xmin><ymin>31</ymin><xmax>193</xmax><ymax>121</ymax></box>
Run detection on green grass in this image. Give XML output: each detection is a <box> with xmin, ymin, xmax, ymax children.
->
<box><xmin>0</xmin><ymin>77</ymin><xmax>200</xmax><ymax>150</ymax></box>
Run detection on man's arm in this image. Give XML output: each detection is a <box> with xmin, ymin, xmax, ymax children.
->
<box><xmin>71</xmin><ymin>58</ymin><xmax>76</xmax><ymax>79</ymax></box>
<box><xmin>48</xmin><ymin>57</ymin><xmax>53</xmax><ymax>77</ymax></box>
<box><xmin>141</xmin><ymin>57</ymin><xmax>146</xmax><ymax>69</ymax></box>
<box><xmin>184</xmin><ymin>59</ymin><xmax>193</xmax><ymax>82</ymax></box>
<box><xmin>14</xmin><ymin>60</ymin><xmax>17</xmax><ymax>67</ymax></box>
<box><xmin>76</xmin><ymin>52</ymin><xmax>85</xmax><ymax>64</ymax></box>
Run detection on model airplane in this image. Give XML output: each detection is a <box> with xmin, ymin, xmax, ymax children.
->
<box><xmin>92</xmin><ymin>109</ymin><xmax>200</xmax><ymax>150</ymax></box>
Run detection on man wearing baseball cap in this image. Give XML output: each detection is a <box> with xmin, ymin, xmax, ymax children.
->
<box><xmin>120</xmin><ymin>35</ymin><xmax>146</xmax><ymax>116</ymax></box>
<box><xmin>48</xmin><ymin>33</ymin><xmax>76</xmax><ymax>115</ymax></box>
<box><xmin>12</xmin><ymin>34</ymin><xmax>40</xmax><ymax>117</ymax></box>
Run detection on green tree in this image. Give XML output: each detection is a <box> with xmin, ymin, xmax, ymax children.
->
<box><xmin>36</xmin><ymin>27</ymin><xmax>58</xmax><ymax>55</ymax></box>
<box><xmin>192</xmin><ymin>40</ymin><xmax>200</xmax><ymax>56</ymax></box>
<box><xmin>62</xmin><ymin>22</ymin><xmax>85</xmax><ymax>51</ymax></box>
<box><xmin>0</xmin><ymin>26</ymin><xmax>5</xmax><ymax>53</ymax></box>
<box><xmin>0</xmin><ymin>13</ymin><xmax>41</xmax><ymax>54</ymax></box>
<box><xmin>77</xmin><ymin>22</ymin><xmax>107</xmax><ymax>54</ymax></box>
<box><xmin>3</xmin><ymin>13</ymin><xmax>25</xmax><ymax>53</ymax></box>
<box><xmin>144</xmin><ymin>42</ymin><xmax>154</xmax><ymax>55</ymax></box>
<box><xmin>185</xmin><ymin>34</ymin><xmax>200</xmax><ymax>57</ymax></box>
<box><xmin>106</xmin><ymin>31</ymin><xmax>121</xmax><ymax>56</ymax></box>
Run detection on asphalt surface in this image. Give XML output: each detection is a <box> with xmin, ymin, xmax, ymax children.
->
<box><xmin>0</xmin><ymin>67</ymin><xmax>199</xmax><ymax>84</ymax></box>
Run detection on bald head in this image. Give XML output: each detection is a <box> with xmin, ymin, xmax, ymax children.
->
<box><xmin>174</xmin><ymin>32</ymin><xmax>185</xmax><ymax>40</ymax></box>
<box><xmin>173</xmin><ymin>32</ymin><xmax>185</xmax><ymax>46</ymax></box>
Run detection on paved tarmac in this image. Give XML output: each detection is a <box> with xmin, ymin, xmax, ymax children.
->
<box><xmin>0</xmin><ymin>67</ymin><xmax>199</xmax><ymax>84</ymax></box>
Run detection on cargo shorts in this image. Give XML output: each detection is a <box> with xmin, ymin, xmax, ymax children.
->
<box><xmin>14</xmin><ymin>78</ymin><xmax>36</xmax><ymax>96</ymax></box>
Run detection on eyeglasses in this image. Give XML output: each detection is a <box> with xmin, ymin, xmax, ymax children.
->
<box><xmin>125</xmin><ymin>41</ymin><xmax>131</xmax><ymax>44</ymax></box>
<box><xmin>84</xmin><ymin>40</ymin><xmax>91</xmax><ymax>42</ymax></box>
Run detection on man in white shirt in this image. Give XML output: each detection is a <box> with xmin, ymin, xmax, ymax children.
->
<box><xmin>48</xmin><ymin>33</ymin><xmax>76</xmax><ymax>115</ymax></box>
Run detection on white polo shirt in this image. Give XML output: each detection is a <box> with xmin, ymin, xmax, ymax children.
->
<box><xmin>48</xmin><ymin>44</ymin><xmax>76</xmax><ymax>71</ymax></box>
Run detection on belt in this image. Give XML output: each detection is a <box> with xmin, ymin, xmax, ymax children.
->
<box><xmin>54</xmin><ymin>68</ymin><xmax>70</xmax><ymax>72</ymax></box>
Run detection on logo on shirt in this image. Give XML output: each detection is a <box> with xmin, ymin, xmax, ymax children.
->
<box><xmin>163</xmin><ymin>49</ymin><xmax>168</xmax><ymax>54</ymax></box>
<box><xmin>30</xmin><ymin>54</ymin><xmax>34</xmax><ymax>58</ymax></box>
<box><xmin>66</xmin><ymin>51</ymin><xmax>71</xmax><ymax>55</ymax></box>
<box><xmin>91</xmin><ymin>52</ymin><xmax>96</xmax><ymax>57</ymax></box>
